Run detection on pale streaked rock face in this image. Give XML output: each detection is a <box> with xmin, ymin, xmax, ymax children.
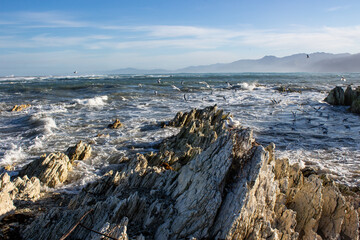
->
<box><xmin>7</xmin><ymin>106</ymin><xmax>358</xmax><ymax>240</ymax></box>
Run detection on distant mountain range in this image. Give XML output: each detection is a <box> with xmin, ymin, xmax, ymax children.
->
<box><xmin>108</xmin><ymin>52</ymin><xmax>360</xmax><ymax>74</ymax></box>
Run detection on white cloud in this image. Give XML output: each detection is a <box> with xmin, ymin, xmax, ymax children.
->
<box><xmin>238</xmin><ymin>26</ymin><xmax>360</xmax><ymax>53</ymax></box>
<box><xmin>2</xmin><ymin>11</ymin><xmax>360</xmax><ymax>74</ymax></box>
<box><xmin>0</xmin><ymin>11</ymin><xmax>89</xmax><ymax>28</ymax></box>
<box><xmin>30</xmin><ymin>34</ymin><xmax>113</xmax><ymax>47</ymax></box>
<box><xmin>326</xmin><ymin>6</ymin><xmax>349</xmax><ymax>12</ymax></box>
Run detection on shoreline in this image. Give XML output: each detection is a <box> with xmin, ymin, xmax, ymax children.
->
<box><xmin>1</xmin><ymin>105</ymin><xmax>359</xmax><ymax>239</ymax></box>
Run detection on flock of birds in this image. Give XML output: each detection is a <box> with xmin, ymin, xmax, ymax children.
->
<box><xmin>136</xmin><ymin>76</ymin><xmax>353</xmax><ymax>134</ymax></box>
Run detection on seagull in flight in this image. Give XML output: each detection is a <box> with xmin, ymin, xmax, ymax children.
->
<box><xmin>172</xmin><ymin>85</ymin><xmax>181</xmax><ymax>91</ymax></box>
<box><xmin>199</xmin><ymin>81</ymin><xmax>210</xmax><ymax>88</ymax></box>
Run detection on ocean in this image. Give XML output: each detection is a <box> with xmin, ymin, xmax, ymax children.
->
<box><xmin>0</xmin><ymin>73</ymin><xmax>359</xmax><ymax>191</ymax></box>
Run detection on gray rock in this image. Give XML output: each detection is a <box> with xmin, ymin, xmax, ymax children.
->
<box><xmin>350</xmin><ymin>96</ymin><xmax>360</xmax><ymax>114</ymax></box>
<box><xmin>344</xmin><ymin>85</ymin><xmax>358</xmax><ymax>105</ymax></box>
<box><xmin>20</xmin><ymin>152</ymin><xmax>72</xmax><ymax>188</ymax></box>
<box><xmin>65</xmin><ymin>140</ymin><xmax>92</xmax><ymax>163</ymax></box>
<box><xmin>324</xmin><ymin>86</ymin><xmax>345</xmax><ymax>105</ymax></box>
<box><xmin>21</xmin><ymin>106</ymin><xmax>359</xmax><ymax>240</ymax></box>
<box><xmin>0</xmin><ymin>173</ymin><xmax>41</xmax><ymax>217</ymax></box>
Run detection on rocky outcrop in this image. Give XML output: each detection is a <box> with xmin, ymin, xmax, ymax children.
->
<box><xmin>324</xmin><ymin>86</ymin><xmax>345</xmax><ymax>105</ymax></box>
<box><xmin>0</xmin><ymin>173</ymin><xmax>40</xmax><ymax>217</ymax></box>
<box><xmin>20</xmin><ymin>152</ymin><xmax>72</xmax><ymax>188</ymax></box>
<box><xmin>108</xmin><ymin>119</ymin><xmax>124</xmax><ymax>129</ymax></box>
<box><xmin>325</xmin><ymin>85</ymin><xmax>360</xmax><ymax>114</ymax></box>
<box><xmin>65</xmin><ymin>140</ymin><xmax>92</xmax><ymax>163</ymax></box>
<box><xmin>11</xmin><ymin>104</ymin><xmax>31</xmax><ymax>112</ymax></box>
<box><xmin>21</xmin><ymin>106</ymin><xmax>359</xmax><ymax>240</ymax></box>
<box><xmin>152</xmin><ymin>105</ymin><xmax>227</xmax><ymax>170</ymax></box>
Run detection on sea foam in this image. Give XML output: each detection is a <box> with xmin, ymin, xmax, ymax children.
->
<box><xmin>75</xmin><ymin>95</ymin><xmax>108</xmax><ymax>107</ymax></box>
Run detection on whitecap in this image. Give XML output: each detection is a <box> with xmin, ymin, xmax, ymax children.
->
<box><xmin>75</xmin><ymin>95</ymin><xmax>108</xmax><ymax>107</ymax></box>
<box><xmin>237</xmin><ymin>82</ymin><xmax>257</xmax><ymax>91</ymax></box>
<box><xmin>29</xmin><ymin>114</ymin><xmax>57</xmax><ymax>135</ymax></box>
<box><xmin>1</xmin><ymin>144</ymin><xmax>27</xmax><ymax>166</ymax></box>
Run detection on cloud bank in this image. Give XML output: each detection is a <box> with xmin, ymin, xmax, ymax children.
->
<box><xmin>1</xmin><ymin>11</ymin><xmax>360</xmax><ymax>75</ymax></box>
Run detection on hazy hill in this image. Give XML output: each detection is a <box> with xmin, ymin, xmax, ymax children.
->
<box><xmin>109</xmin><ymin>52</ymin><xmax>360</xmax><ymax>74</ymax></box>
<box><xmin>178</xmin><ymin>52</ymin><xmax>357</xmax><ymax>73</ymax></box>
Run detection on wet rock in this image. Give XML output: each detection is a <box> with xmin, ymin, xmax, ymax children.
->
<box><xmin>276</xmin><ymin>86</ymin><xmax>302</xmax><ymax>93</ymax></box>
<box><xmin>21</xmin><ymin>106</ymin><xmax>359</xmax><ymax>240</ymax></box>
<box><xmin>108</xmin><ymin>119</ymin><xmax>123</xmax><ymax>129</ymax></box>
<box><xmin>344</xmin><ymin>85</ymin><xmax>359</xmax><ymax>105</ymax></box>
<box><xmin>65</xmin><ymin>140</ymin><xmax>92</xmax><ymax>163</ymax></box>
<box><xmin>324</xmin><ymin>86</ymin><xmax>345</xmax><ymax>105</ymax></box>
<box><xmin>0</xmin><ymin>173</ymin><xmax>41</xmax><ymax>217</ymax></box>
<box><xmin>11</xmin><ymin>104</ymin><xmax>31</xmax><ymax>112</ymax></box>
<box><xmin>20</xmin><ymin>152</ymin><xmax>72</xmax><ymax>188</ymax></box>
<box><xmin>326</xmin><ymin>85</ymin><xmax>360</xmax><ymax>114</ymax></box>
<box><xmin>350</xmin><ymin>97</ymin><xmax>360</xmax><ymax>114</ymax></box>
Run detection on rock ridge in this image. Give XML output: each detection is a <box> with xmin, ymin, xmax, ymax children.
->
<box><xmin>10</xmin><ymin>106</ymin><xmax>359</xmax><ymax>239</ymax></box>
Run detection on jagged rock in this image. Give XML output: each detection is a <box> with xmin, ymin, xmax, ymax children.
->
<box><xmin>150</xmin><ymin>105</ymin><xmax>227</xmax><ymax>169</ymax></box>
<box><xmin>11</xmin><ymin>104</ymin><xmax>31</xmax><ymax>112</ymax></box>
<box><xmin>324</xmin><ymin>86</ymin><xmax>345</xmax><ymax>105</ymax></box>
<box><xmin>20</xmin><ymin>152</ymin><xmax>72</xmax><ymax>188</ymax></box>
<box><xmin>21</xmin><ymin>106</ymin><xmax>359</xmax><ymax>240</ymax></box>
<box><xmin>65</xmin><ymin>140</ymin><xmax>92</xmax><ymax>163</ymax></box>
<box><xmin>0</xmin><ymin>173</ymin><xmax>41</xmax><ymax>217</ymax></box>
<box><xmin>0</xmin><ymin>173</ymin><xmax>16</xmax><ymax>217</ymax></box>
<box><xmin>108</xmin><ymin>119</ymin><xmax>123</xmax><ymax>129</ymax></box>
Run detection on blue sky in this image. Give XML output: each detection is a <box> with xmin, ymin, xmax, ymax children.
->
<box><xmin>1</xmin><ymin>0</ymin><xmax>360</xmax><ymax>75</ymax></box>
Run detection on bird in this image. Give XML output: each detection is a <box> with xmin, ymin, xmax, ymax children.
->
<box><xmin>183</xmin><ymin>94</ymin><xmax>187</xmax><ymax>101</ymax></box>
<box><xmin>226</xmin><ymin>82</ymin><xmax>232</xmax><ymax>88</ymax></box>
<box><xmin>74</xmin><ymin>71</ymin><xmax>78</xmax><ymax>74</ymax></box>
<box><xmin>157</xmin><ymin>78</ymin><xmax>161</xmax><ymax>84</ymax></box>
<box><xmin>171</xmin><ymin>85</ymin><xmax>181</xmax><ymax>91</ymax></box>
<box><xmin>138</xmin><ymin>84</ymin><xmax>143</xmax><ymax>88</ymax></box>
<box><xmin>307</xmin><ymin>54</ymin><xmax>309</xmax><ymax>59</ymax></box>
<box><xmin>154</xmin><ymin>90</ymin><xmax>158</xmax><ymax>95</ymax></box>
<box><xmin>199</xmin><ymin>81</ymin><xmax>210</xmax><ymax>88</ymax></box>
<box><xmin>341</xmin><ymin>76</ymin><xmax>346</xmax><ymax>81</ymax></box>
<box><xmin>225</xmin><ymin>117</ymin><xmax>241</xmax><ymax>129</ymax></box>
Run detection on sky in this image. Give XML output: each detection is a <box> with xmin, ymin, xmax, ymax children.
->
<box><xmin>1</xmin><ymin>0</ymin><xmax>360</xmax><ymax>76</ymax></box>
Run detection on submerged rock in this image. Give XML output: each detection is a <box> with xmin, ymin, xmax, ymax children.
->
<box><xmin>65</xmin><ymin>140</ymin><xmax>92</xmax><ymax>163</ymax></box>
<box><xmin>11</xmin><ymin>104</ymin><xmax>31</xmax><ymax>112</ymax></box>
<box><xmin>108</xmin><ymin>119</ymin><xmax>124</xmax><ymax>129</ymax></box>
<box><xmin>20</xmin><ymin>152</ymin><xmax>72</xmax><ymax>188</ymax></box>
<box><xmin>20</xmin><ymin>106</ymin><xmax>359</xmax><ymax>240</ymax></box>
